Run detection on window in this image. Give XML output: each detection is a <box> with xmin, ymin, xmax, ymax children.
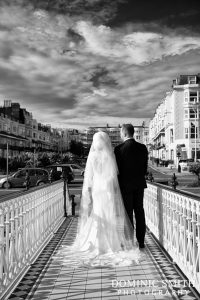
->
<box><xmin>170</xmin><ymin>149</ymin><xmax>174</xmax><ymax>160</ymax></box>
<box><xmin>29</xmin><ymin>170</ymin><xmax>36</xmax><ymax>176</ymax></box>
<box><xmin>189</xmin><ymin>109</ymin><xmax>196</xmax><ymax>119</ymax></box>
<box><xmin>184</xmin><ymin>109</ymin><xmax>189</xmax><ymax>119</ymax></box>
<box><xmin>185</xmin><ymin>128</ymin><xmax>189</xmax><ymax>139</ymax></box>
<box><xmin>36</xmin><ymin>169</ymin><xmax>47</xmax><ymax>176</ymax></box>
<box><xmin>16</xmin><ymin>170</ymin><xmax>26</xmax><ymax>178</ymax></box>
<box><xmin>189</xmin><ymin>91</ymin><xmax>198</xmax><ymax>103</ymax></box>
<box><xmin>170</xmin><ymin>129</ymin><xmax>174</xmax><ymax>143</ymax></box>
<box><xmin>71</xmin><ymin>165</ymin><xmax>79</xmax><ymax>169</ymax></box>
<box><xmin>184</xmin><ymin>91</ymin><xmax>189</xmax><ymax>103</ymax></box>
<box><xmin>188</xmin><ymin>76</ymin><xmax>196</xmax><ymax>84</ymax></box>
<box><xmin>190</xmin><ymin>123</ymin><xmax>197</xmax><ymax>138</ymax></box>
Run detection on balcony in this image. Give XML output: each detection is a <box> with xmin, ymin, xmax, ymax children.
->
<box><xmin>0</xmin><ymin>182</ymin><xmax>200</xmax><ymax>299</ymax></box>
<box><xmin>152</xmin><ymin>129</ymin><xmax>165</xmax><ymax>141</ymax></box>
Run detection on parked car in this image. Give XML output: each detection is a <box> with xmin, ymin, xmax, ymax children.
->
<box><xmin>46</xmin><ymin>164</ymin><xmax>75</xmax><ymax>183</ymax></box>
<box><xmin>179</xmin><ymin>159</ymin><xmax>194</xmax><ymax>172</ymax></box>
<box><xmin>0</xmin><ymin>168</ymin><xmax>49</xmax><ymax>189</ymax></box>
<box><xmin>66</xmin><ymin>164</ymin><xmax>85</xmax><ymax>176</ymax></box>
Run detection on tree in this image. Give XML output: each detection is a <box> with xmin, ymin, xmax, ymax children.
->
<box><xmin>62</xmin><ymin>155</ymin><xmax>70</xmax><ymax>163</ymax></box>
<box><xmin>189</xmin><ymin>163</ymin><xmax>200</xmax><ymax>185</ymax></box>
<box><xmin>0</xmin><ymin>157</ymin><xmax>6</xmax><ymax>171</ymax></box>
<box><xmin>50</xmin><ymin>153</ymin><xmax>62</xmax><ymax>164</ymax></box>
<box><xmin>38</xmin><ymin>153</ymin><xmax>51</xmax><ymax>167</ymax></box>
<box><xmin>69</xmin><ymin>141</ymin><xmax>84</xmax><ymax>157</ymax></box>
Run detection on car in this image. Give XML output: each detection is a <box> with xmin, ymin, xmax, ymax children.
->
<box><xmin>46</xmin><ymin>164</ymin><xmax>75</xmax><ymax>183</ymax></box>
<box><xmin>0</xmin><ymin>168</ymin><xmax>49</xmax><ymax>189</ymax></box>
<box><xmin>66</xmin><ymin>164</ymin><xmax>85</xmax><ymax>176</ymax></box>
<box><xmin>178</xmin><ymin>159</ymin><xmax>194</xmax><ymax>172</ymax></box>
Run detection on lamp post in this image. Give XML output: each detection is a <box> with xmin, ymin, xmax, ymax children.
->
<box><xmin>32</xmin><ymin>142</ymin><xmax>36</xmax><ymax>168</ymax></box>
<box><xmin>61</xmin><ymin>167</ymin><xmax>68</xmax><ymax>218</ymax></box>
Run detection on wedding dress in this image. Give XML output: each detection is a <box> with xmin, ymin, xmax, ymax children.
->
<box><xmin>57</xmin><ymin>131</ymin><xmax>142</xmax><ymax>267</ymax></box>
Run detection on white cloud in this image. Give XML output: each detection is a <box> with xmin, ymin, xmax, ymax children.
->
<box><xmin>0</xmin><ymin>5</ymin><xmax>200</xmax><ymax>128</ymax></box>
<box><xmin>76</xmin><ymin>21</ymin><xmax>200</xmax><ymax>64</ymax></box>
<box><xmin>93</xmin><ymin>89</ymin><xmax>108</xmax><ymax>96</ymax></box>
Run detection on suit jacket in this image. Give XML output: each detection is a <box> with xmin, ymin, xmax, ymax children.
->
<box><xmin>114</xmin><ymin>139</ymin><xmax>148</xmax><ymax>191</ymax></box>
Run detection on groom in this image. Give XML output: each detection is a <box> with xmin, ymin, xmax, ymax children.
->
<box><xmin>114</xmin><ymin>124</ymin><xmax>148</xmax><ymax>249</ymax></box>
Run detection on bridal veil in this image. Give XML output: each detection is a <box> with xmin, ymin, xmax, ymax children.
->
<box><xmin>56</xmin><ymin>131</ymin><xmax>142</xmax><ymax>267</ymax></box>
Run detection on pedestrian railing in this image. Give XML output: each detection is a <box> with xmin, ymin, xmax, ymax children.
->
<box><xmin>144</xmin><ymin>183</ymin><xmax>200</xmax><ymax>293</ymax></box>
<box><xmin>0</xmin><ymin>181</ymin><xmax>71</xmax><ymax>299</ymax></box>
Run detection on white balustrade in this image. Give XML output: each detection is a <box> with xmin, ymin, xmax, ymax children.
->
<box><xmin>144</xmin><ymin>183</ymin><xmax>200</xmax><ymax>293</ymax></box>
<box><xmin>0</xmin><ymin>181</ymin><xmax>70</xmax><ymax>298</ymax></box>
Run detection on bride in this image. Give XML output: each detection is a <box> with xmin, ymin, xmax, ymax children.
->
<box><xmin>58</xmin><ymin>131</ymin><xmax>142</xmax><ymax>267</ymax></box>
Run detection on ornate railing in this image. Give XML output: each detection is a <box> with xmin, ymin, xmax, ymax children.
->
<box><xmin>144</xmin><ymin>183</ymin><xmax>200</xmax><ymax>293</ymax></box>
<box><xmin>0</xmin><ymin>181</ymin><xmax>70</xmax><ymax>299</ymax></box>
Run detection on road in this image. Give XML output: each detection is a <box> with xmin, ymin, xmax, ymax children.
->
<box><xmin>0</xmin><ymin>176</ymin><xmax>83</xmax><ymax>202</ymax></box>
<box><xmin>149</xmin><ymin>166</ymin><xmax>196</xmax><ymax>187</ymax></box>
<box><xmin>149</xmin><ymin>166</ymin><xmax>200</xmax><ymax>197</ymax></box>
<box><xmin>0</xmin><ymin>171</ymin><xmax>199</xmax><ymax>201</ymax></box>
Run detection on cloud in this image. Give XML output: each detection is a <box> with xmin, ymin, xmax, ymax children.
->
<box><xmin>0</xmin><ymin>3</ymin><xmax>200</xmax><ymax>129</ymax></box>
<box><xmin>76</xmin><ymin>21</ymin><xmax>200</xmax><ymax>64</ymax></box>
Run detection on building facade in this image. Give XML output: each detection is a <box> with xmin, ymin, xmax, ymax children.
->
<box><xmin>81</xmin><ymin>124</ymin><xmax>149</xmax><ymax>153</ymax></box>
<box><xmin>0</xmin><ymin>114</ymin><xmax>28</xmax><ymax>158</ymax></box>
<box><xmin>149</xmin><ymin>74</ymin><xmax>200</xmax><ymax>165</ymax></box>
<box><xmin>0</xmin><ymin>101</ymin><xmax>69</xmax><ymax>158</ymax></box>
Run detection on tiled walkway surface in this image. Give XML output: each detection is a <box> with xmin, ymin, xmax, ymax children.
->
<box><xmin>6</xmin><ymin>217</ymin><xmax>200</xmax><ymax>300</ymax></box>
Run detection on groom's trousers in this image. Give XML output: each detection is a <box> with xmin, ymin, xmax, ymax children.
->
<box><xmin>121</xmin><ymin>187</ymin><xmax>146</xmax><ymax>245</ymax></box>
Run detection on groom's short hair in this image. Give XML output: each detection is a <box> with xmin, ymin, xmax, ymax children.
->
<box><xmin>121</xmin><ymin>124</ymin><xmax>135</xmax><ymax>137</ymax></box>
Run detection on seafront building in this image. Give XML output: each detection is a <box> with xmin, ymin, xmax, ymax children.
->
<box><xmin>81</xmin><ymin>123</ymin><xmax>149</xmax><ymax>153</ymax></box>
<box><xmin>0</xmin><ymin>100</ymin><xmax>69</xmax><ymax>158</ymax></box>
<box><xmin>149</xmin><ymin>74</ymin><xmax>200</xmax><ymax>166</ymax></box>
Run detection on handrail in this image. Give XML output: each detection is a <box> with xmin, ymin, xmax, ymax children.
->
<box><xmin>0</xmin><ymin>181</ymin><xmax>70</xmax><ymax>299</ymax></box>
<box><xmin>147</xmin><ymin>180</ymin><xmax>200</xmax><ymax>201</ymax></box>
<box><xmin>144</xmin><ymin>182</ymin><xmax>200</xmax><ymax>293</ymax></box>
<box><xmin>0</xmin><ymin>180</ymin><xmax>63</xmax><ymax>203</ymax></box>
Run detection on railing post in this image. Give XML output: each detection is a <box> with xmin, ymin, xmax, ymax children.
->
<box><xmin>71</xmin><ymin>194</ymin><xmax>76</xmax><ymax>216</ymax></box>
<box><xmin>61</xmin><ymin>168</ymin><xmax>67</xmax><ymax>218</ymax></box>
<box><xmin>48</xmin><ymin>169</ymin><xmax>53</xmax><ymax>184</ymax></box>
<box><xmin>147</xmin><ymin>171</ymin><xmax>154</xmax><ymax>182</ymax></box>
<box><xmin>24</xmin><ymin>171</ymin><xmax>30</xmax><ymax>191</ymax></box>
<box><xmin>157</xmin><ymin>187</ymin><xmax>164</xmax><ymax>244</ymax></box>
<box><xmin>170</xmin><ymin>173</ymin><xmax>178</xmax><ymax>190</ymax></box>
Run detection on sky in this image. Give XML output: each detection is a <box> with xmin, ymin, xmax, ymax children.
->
<box><xmin>0</xmin><ymin>0</ymin><xmax>200</xmax><ymax>129</ymax></box>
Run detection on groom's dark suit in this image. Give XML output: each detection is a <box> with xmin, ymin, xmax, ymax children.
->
<box><xmin>114</xmin><ymin>138</ymin><xmax>148</xmax><ymax>246</ymax></box>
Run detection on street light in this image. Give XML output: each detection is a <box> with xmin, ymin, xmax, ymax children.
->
<box><xmin>32</xmin><ymin>142</ymin><xmax>36</xmax><ymax>168</ymax></box>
